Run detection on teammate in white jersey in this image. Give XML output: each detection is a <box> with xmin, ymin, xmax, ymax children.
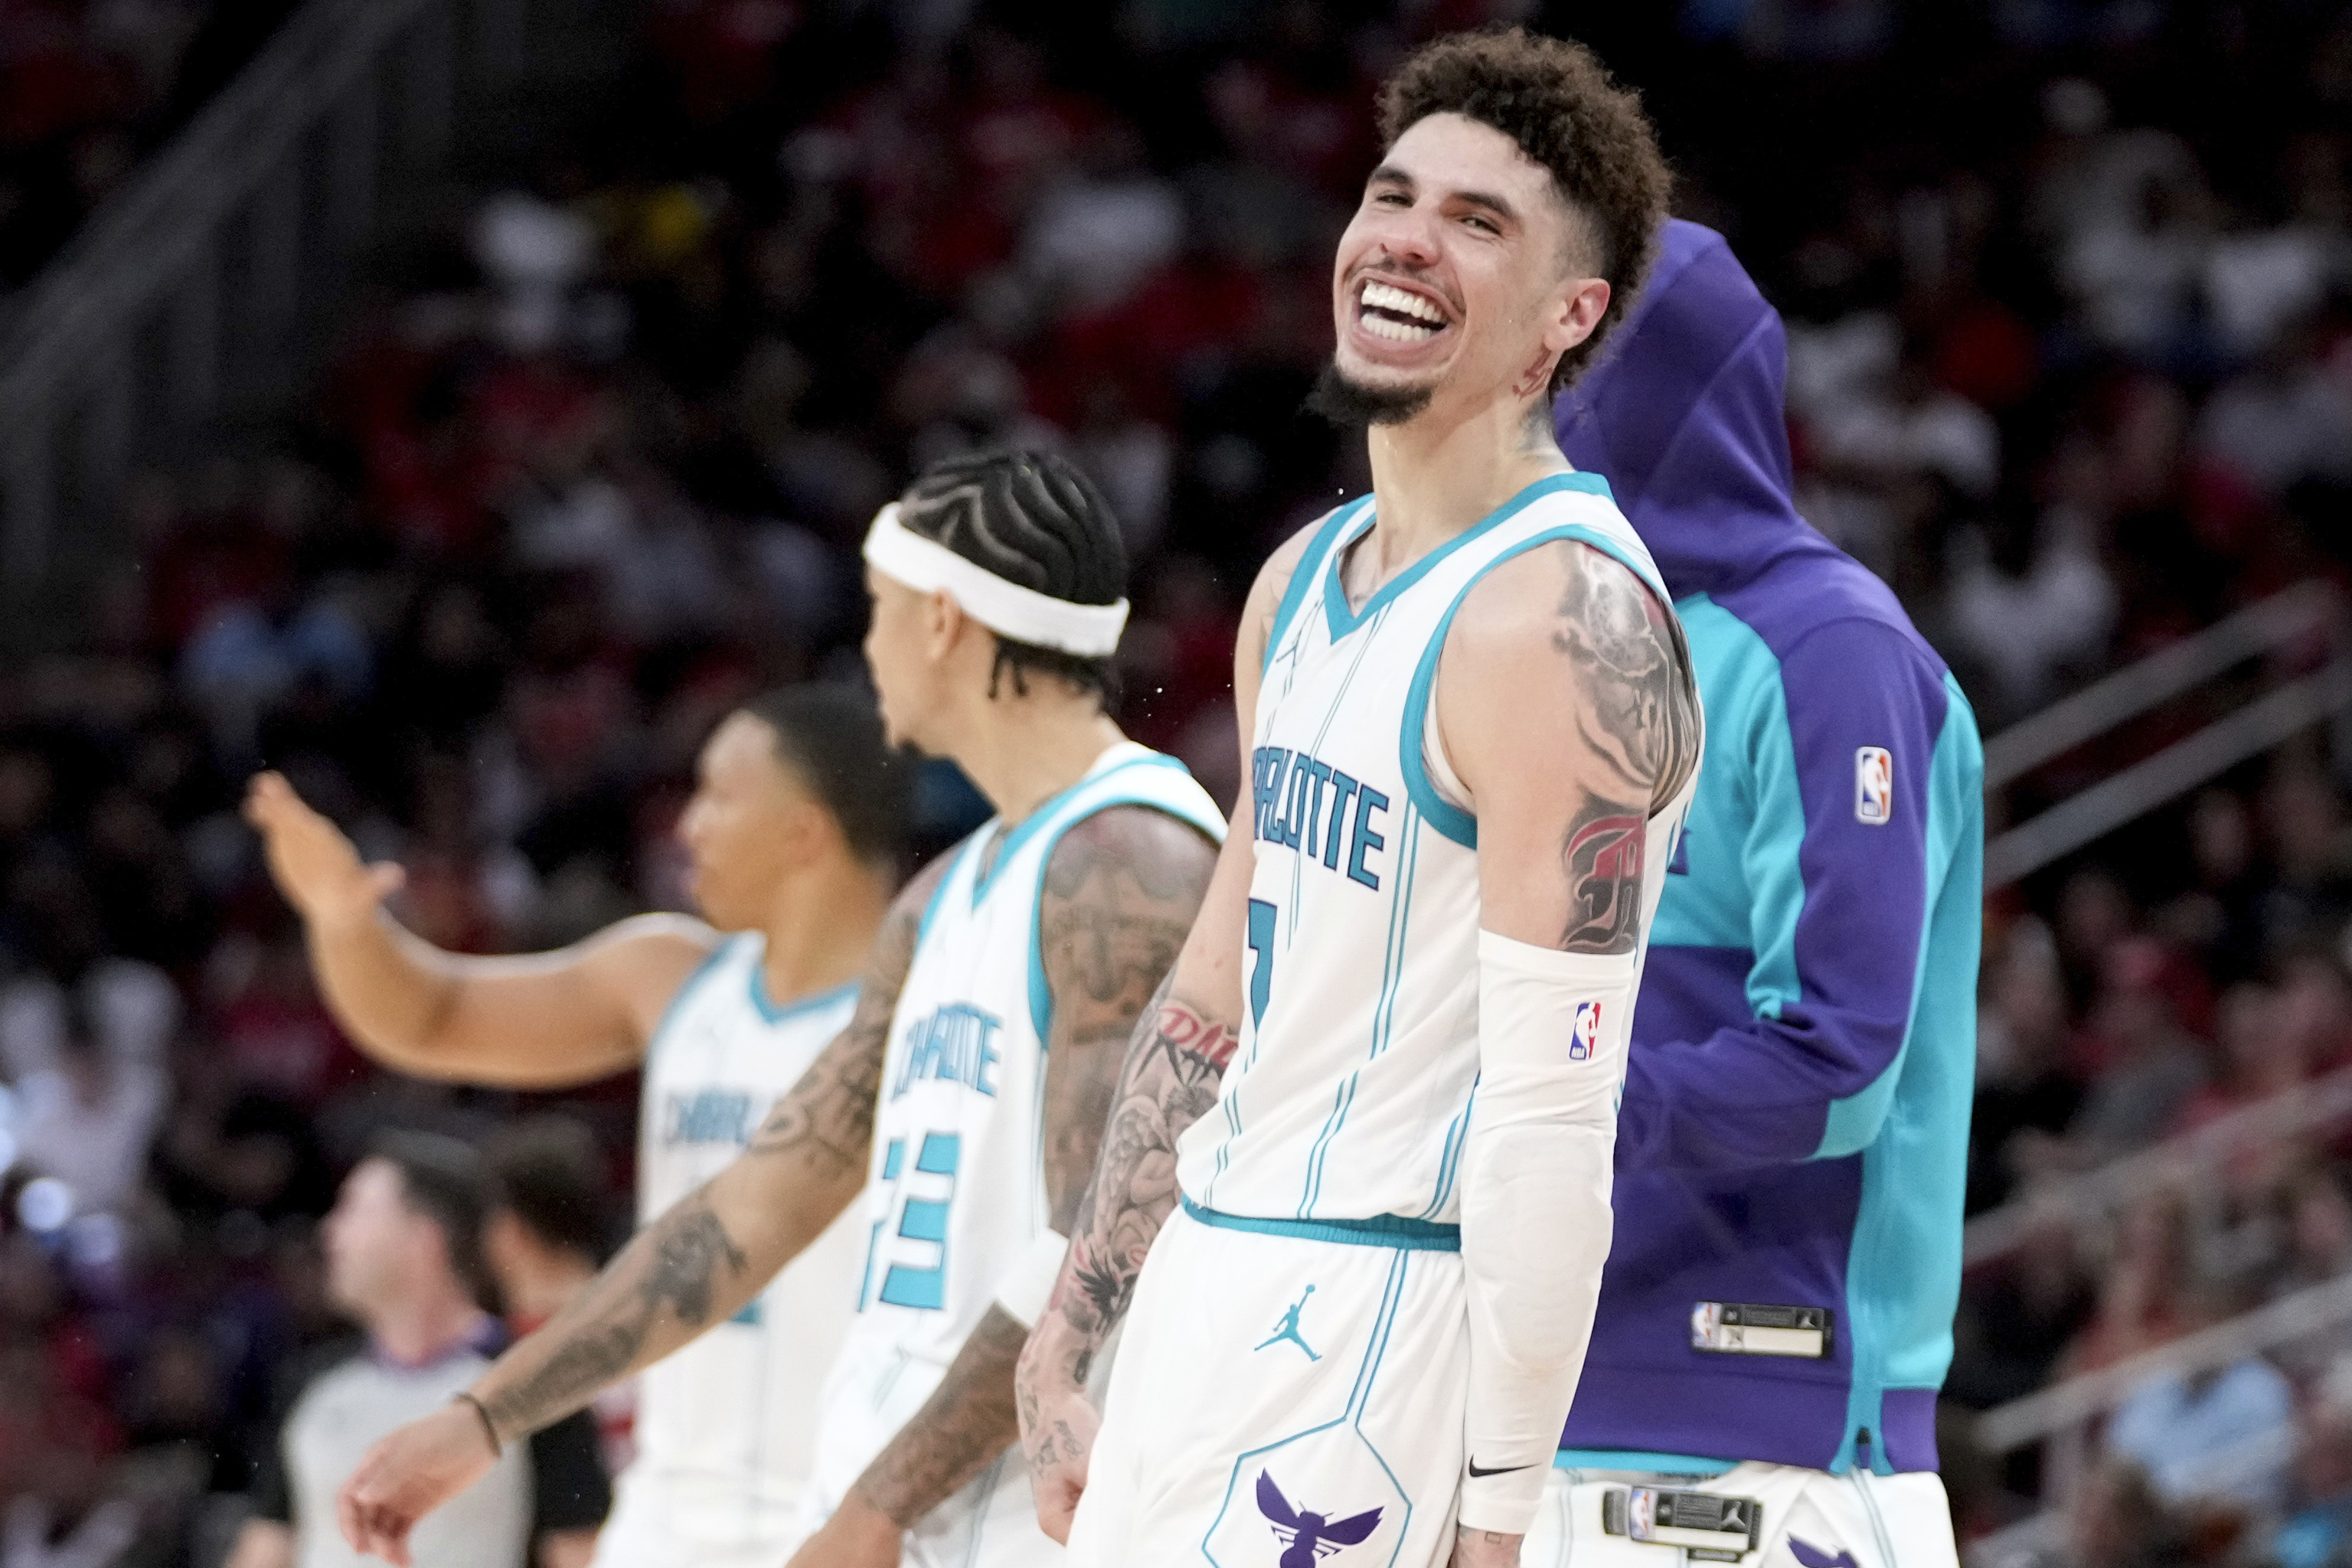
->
<box><xmin>1016</xmin><ymin>30</ymin><xmax>1697</xmax><ymax>1568</ymax></box>
<box><xmin>244</xmin><ymin>684</ymin><xmax>910</xmax><ymax>1568</ymax></box>
<box><xmin>332</xmin><ymin>449</ymin><xmax>1220</xmax><ymax>1568</ymax></box>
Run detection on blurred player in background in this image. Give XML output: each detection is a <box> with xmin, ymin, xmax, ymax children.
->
<box><xmin>245</xmin><ymin>684</ymin><xmax>910</xmax><ymax>1568</ymax></box>
<box><xmin>330</xmin><ymin>448</ymin><xmax>1222</xmax><ymax>1568</ymax></box>
<box><xmin>1018</xmin><ymin>31</ymin><xmax>1696</xmax><ymax>1568</ymax></box>
<box><xmin>227</xmin><ymin>1133</ymin><xmax>609</xmax><ymax>1568</ymax></box>
<box><xmin>1524</xmin><ymin>221</ymin><xmax>1982</xmax><ymax>1565</ymax></box>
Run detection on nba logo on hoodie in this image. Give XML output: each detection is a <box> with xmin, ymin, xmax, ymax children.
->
<box><xmin>1854</xmin><ymin>747</ymin><xmax>1893</xmax><ymax>825</ymax></box>
<box><xmin>1570</xmin><ymin>1001</ymin><xmax>1602</xmax><ymax>1061</ymax></box>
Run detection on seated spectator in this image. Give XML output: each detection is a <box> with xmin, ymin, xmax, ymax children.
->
<box><xmin>2106</xmin><ymin>1281</ymin><xmax>2295</xmax><ymax>1515</ymax></box>
<box><xmin>2274</xmin><ymin>1359</ymin><xmax>2352</xmax><ymax>1568</ymax></box>
<box><xmin>12</xmin><ymin>999</ymin><xmax>166</xmax><ymax>1220</ymax></box>
<box><xmin>2066</xmin><ymin>1187</ymin><xmax>2197</xmax><ymax>1376</ymax></box>
<box><xmin>224</xmin><ymin>1134</ymin><xmax>608</xmax><ymax>1568</ymax></box>
<box><xmin>2064</xmin><ymin>940</ymin><xmax>2210</xmax><ymax>1162</ymax></box>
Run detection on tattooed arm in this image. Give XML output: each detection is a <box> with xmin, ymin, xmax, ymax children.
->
<box><xmin>335</xmin><ymin>854</ymin><xmax>949</xmax><ymax>1568</ymax></box>
<box><xmin>799</xmin><ymin>807</ymin><xmax>1217</xmax><ymax>1563</ymax></box>
<box><xmin>1436</xmin><ymin>538</ymin><xmax>1700</xmax><ymax>1561</ymax></box>
<box><xmin>1015</xmin><ymin>527</ymin><xmax>1310</xmax><ymax>1541</ymax></box>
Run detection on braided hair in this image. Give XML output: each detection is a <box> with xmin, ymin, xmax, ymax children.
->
<box><xmin>895</xmin><ymin>449</ymin><xmax>1127</xmax><ymax>707</ymax></box>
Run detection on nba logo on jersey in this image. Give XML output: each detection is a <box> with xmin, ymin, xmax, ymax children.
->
<box><xmin>1570</xmin><ymin>1001</ymin><xmax>1602</xmax><ymax>1061</ymax></box>
<box><xmin>1854</xmin><ymin>746</ymin><xmax>1893</xmax><ymax>825</ymax></box>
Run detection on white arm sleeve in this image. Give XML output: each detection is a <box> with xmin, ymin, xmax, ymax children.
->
<box><xmin>1457</xmin><ymin>929</ymin><xmax>1635</xmax><ymax>1534</ymax></box>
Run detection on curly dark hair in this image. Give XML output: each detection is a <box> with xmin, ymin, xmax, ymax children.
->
<box><xmin>1377</xmin><ymin>28</ymin><xmax>1671</xmax><ymax>392</ymax></box>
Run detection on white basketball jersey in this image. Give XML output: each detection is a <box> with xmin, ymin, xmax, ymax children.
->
<box><xmin>1178</xmin><ymin>473</ymin><xmax>1696</xmax><ymax>1225</ymax></box>
<box><xmin>623</xmin><ymin>934</ymin><xmax>863</xmax><ymax>1552</ymax></box>
<box><xmin>810</xmin><ymin>744</ymin><xmax>1223</xmax><ymax>1514</ymax></box>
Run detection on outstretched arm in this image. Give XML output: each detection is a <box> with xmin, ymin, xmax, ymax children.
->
<box><xmin>801</xmin><ymin>806</ymin><xmax>1218</xmax><ymax>1564</ymax></box>
<box><xmin>336</xmin><ymin>853</ymin><xmax>946</xmax><ymax>1567</ymax></box>
<box><xmin>1015</xmin><ymin>524</ymin><xmax>1312</xmax><ymax>1541</ymax></box>
<box><xmin>1438</xmin><ymin>538</ymin><xmax>1700</xmax><ymax>1564</ymax></box>
<box><xmin>245</xmin><ymin>772</ymin><xmax>712</xmax><ymax>1086</ymax></box>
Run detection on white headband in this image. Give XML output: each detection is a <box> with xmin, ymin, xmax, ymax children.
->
<box><xmin>861</xmin><ymin>501</ymin><xmax>1130</xmax><ymax>658</ymax></box>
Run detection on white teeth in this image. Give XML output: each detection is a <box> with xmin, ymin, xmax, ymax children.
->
<box><xmin>1363</xmin><ymin>313</ymin><xmax>1436</xmax><ymax>341</ymax></box>
<box><xmin>1359</xmin><ymin>279</ymin><xmax>1446</xmax><ymax>325</ymax></box>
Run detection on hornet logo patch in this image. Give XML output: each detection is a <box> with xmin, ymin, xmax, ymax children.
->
<box><xmin>1256</xmin><ymin>1472</ymin><xmax>1382</xmax><ymax>1565</ymax></box>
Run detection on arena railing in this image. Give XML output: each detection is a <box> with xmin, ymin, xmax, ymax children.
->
<box><xmin>1964</xmin><ymin>1066</ymin><xmax>2352</xmax><ymax>1272</ymax></box>
<box><xmin>1963</xmin><ymin>1265</ymin><xmax>2352</xmax><ymax>1563</ymax></box>
<box><xmin>1982</xmin><ymin>580</ymin><xmax>2352</xmax><ymax>890</ymax></box>
<box><xmin>0</xmin><ymin>0</ymin><xmax>528</xmax><ymax>606</ymax></box>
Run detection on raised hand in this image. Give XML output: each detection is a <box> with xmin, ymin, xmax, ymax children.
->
<box><xmin>336</xmin><ymin>1403</ymin><xmax>498</xmax><ymax>1568</ymax></box>
<box><xmin>244</xmin><ymin>771</ymin><xmax>405</xmax><ymax>932</ymax></box>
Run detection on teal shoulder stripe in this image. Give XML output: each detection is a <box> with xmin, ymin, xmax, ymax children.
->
<box><xmin>645</xmin><ymin>936</ymin><xmax>739</xmax><ymax>1059</ymax></box>
<box><xmin>1399</xmin><ymin>518</ymin><xmax>1661</xmax><ymax>848</ymax></box>
<box><xmin>1263</xmin><ymin>500</ymin><xmax>1368</xmax><ymax>675</ymax></box>
<box><xmin>916</xmin><ymin>831</ymin><xmax>982</xmax><ymax>946</ymax></box>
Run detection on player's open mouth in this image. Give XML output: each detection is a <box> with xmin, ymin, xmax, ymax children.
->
<box><xmin>1355</xmin><ymin>277</ymin><xmax>1451</xmax><ymax>342</ymax></box>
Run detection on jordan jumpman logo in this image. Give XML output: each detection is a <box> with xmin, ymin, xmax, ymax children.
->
<box><xmin>1255</xmin><ymin>1285</ymin><xmax>1320</xmax><ymax>1360</ymax></box>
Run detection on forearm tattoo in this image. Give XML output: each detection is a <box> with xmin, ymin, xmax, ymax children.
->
<box><xmin>481</xmin><ymin>1198</ymin><xmax>747</xmax><ymax>1436</ymax></box>
<box><xmin>479</xmin><ymin>863</ymin><xmax>940</xmax><ymax>1439</ymax></box>
<box><xmin>1019</xmin><ymin>977</ymin><xmax>1237</xmax><ymax>1479</ymax></box>
<box><xmin>856</xmin><ymin>1308</ymin><xmax>1030</xmax><ymax>1528</ymax></box>
<box><xmin>1067</xmin><ymin>982</ymin><xmax>1234</xmax><ymax>1347</ymax></box>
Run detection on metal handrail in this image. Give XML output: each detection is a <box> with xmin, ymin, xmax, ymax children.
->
<box><xmin>1982</xmin><ymin>581</ymin><xmax>2341</xmax><ymax>789</ymax></box>
<box><xmin>1984</xmin><ymin>653</ymin><xmax>2352</xmax><ymax>888</ymax></box>
<box><xmin>1977</xmin><ymin>1266</ymin><xmax>2352</xmax><ymax>1452</ymax></box>
<box><xmin>1963</xmin><ymin>1067</ymin><xmax>2352</xmax><ymax>1269</ymax></box>
<box><xmin>0</xmin><ymin>0</ymin><xmax>430</xmax><ymax>397</ymax></box>
<box><xmin>0</xmin><ymin>0</ymin><xmax>528</xmax><ymax>601</ymax></box>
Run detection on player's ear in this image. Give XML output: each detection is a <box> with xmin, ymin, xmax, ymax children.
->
<box><xmin>923</xmin><ymin>588</ymin><xmax>966</xmax><ymax>662</ymax></box>
<box><xmin>1543</xmin><ymin>276</ymin><xmax>1610</xmax><ymax>359</ymax></box>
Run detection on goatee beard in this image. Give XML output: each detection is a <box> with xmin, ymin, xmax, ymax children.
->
<box><xmin>1306</xmin><ymin>361</ymin><xmax>1432</xmax><ymax>428</ymax></box>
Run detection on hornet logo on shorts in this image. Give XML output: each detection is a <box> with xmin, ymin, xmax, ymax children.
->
<box><xmin>1854</xmin><ymin>746</ymin><xmax>1893</xmax><ymax>825</ymax></box>
<box><xmin>1256</xmin><ymin>1472</ymin><xmax>1382</xmax><ymax>1565</ymax></box>
<box><xmin>1570</xmin><ymin>1000</ymin><xmax>1602</xmax><ymax>1062</ymax></box>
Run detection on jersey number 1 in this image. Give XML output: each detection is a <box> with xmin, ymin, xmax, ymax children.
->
<box><xmin>861</xmin><ymin>1131</ymin><xmax>961</xmax><ymax>1311</ymax></box>
<box><xmin>1246</xmin><ymin>899</ymin><xmax>1276</xmax><ymax>1025</ymax></box>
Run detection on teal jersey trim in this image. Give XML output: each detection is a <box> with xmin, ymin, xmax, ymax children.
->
<box><xmin>1396</xmin><ymin>519</ymin><xmax>1664</xmax><ymax>849</ymax></box>
<box><xmin>642</xmin><ymin>938</ymin><xmax>737</xmax><ymax>1063</ymax></box>
<box><xmin>746</xmin><ymin>973</ymin><xmax>859</xmax><ymax>1027</ymax></box>
<box><xmin>1182</xmin><ymin>1195</ymin><xmax>1460</xmax><ymax>1252</ymax></box>
<box><xmin>1553</xmin><ymin>1450</ymin><xmax>1738</xmax><ymax>1477</ymax></box>
<box><xmin>915</xmin><ymin>833</ymin><xmax>975</xmax><ymax>948</ymax></box>
<box><xmin>1320</xmin><ymin>471</ymin><xmax>1615</xmax><ymax>645</ymax></box>
<box><xmin>1833</xmin><ymin>670</ymin><xmax>1984</xmax><ymax>1472</ymax></box>
<box><xmin>973</xmin><ymin>752</ymin><xmax>1196</xmax><ymax>908</ymax></box>
<box><xmin>1263</xmin><ymin>500</ymin><xmax>1370</xmax><ymax>675</ymax></box>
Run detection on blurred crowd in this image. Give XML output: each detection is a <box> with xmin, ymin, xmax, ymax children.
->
<box><xmin>2</xmin><ymin>1</ymin><xmax>2351</xmax><ymax>1565</ymax></box>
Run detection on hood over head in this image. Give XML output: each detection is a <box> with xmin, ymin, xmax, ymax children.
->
<box><xmin>1554</xmin><ymin>219</ymin><xmax>1845</xmax><ymax>603</ymax></box>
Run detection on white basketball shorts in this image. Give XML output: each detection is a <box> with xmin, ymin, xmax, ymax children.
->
<box><xmin>1067</xmin><ymin>1200</ymin><xmax>1471</xmax><ymax>1568</ymax></box>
